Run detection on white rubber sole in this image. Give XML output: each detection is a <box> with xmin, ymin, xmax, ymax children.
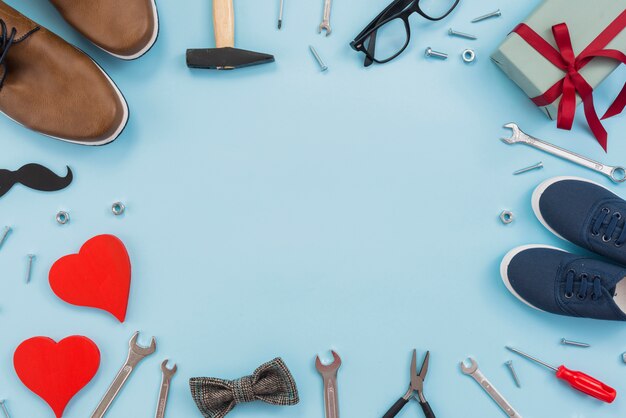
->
<box><xmin>500</xmin><ymin>244</ymin><xmax>567</xmax><ymax>312</ymax></box>
<box><xmin>531</xmin><ymin>176</ymin><xmax>609</xmax><ymax>242</ymax></box>
<box><xmin>1</xmin><ymin>52</ymin><xmax>128</xmax><ymax>146</ymax></box>
<box><xmin>106</xmin><ymin>0</ymin><xmax>159</xmax><ymax>60</ymax></box>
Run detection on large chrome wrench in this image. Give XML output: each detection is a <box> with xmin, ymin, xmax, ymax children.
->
<box><xmin>315</xmin><ymin>351</ymin><xmax>341</xmax><ymax>418</ymax></box>
<box><xmin>501</xmin><ymin>123</ymin><xmax>626</xmax><ymax>183</ymax></box>
<box><xmin>91</xmin><ymin>332</ymin><xmax>157</xmax><ymax>418</ymax></box>
<box><xmin>460</xmin><ymin>358</ymin><xmax>522</xmax><ymax>418</ymax></box>
<box><xmin>318</xmin><ymin>0</ymin><xmax>332</xmax><ymax>36</ymax></box>
<box><xmin>155</xmin><ymin>360</ymin><xmax>177</xmax><ymax>418</ymax></box>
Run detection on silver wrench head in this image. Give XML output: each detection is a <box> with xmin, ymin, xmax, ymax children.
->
<box><xmin>315</xmin><ymin>350</ymin><xmax>341</xmax><ymax>374</ymax></box>
<box><xmin>161</xmin><ymin>360</ymin><xmax>177</xmax><ymax>378</ymax></box>
<box><xmin>129</xmin><ymin>331</ymin><xmax>157</xmax><ymax>357</ymax></box>
<box><xmin>501</xmin><ymin>122</ymin><xmax>522</xmax><ymax>144</ymax></box>
<box><xmin>460</xmin><ymin>357</ymin><xmax>478</xmax><ymax>375</ymax></box>
<box><xmin>319</xmin><ymin>23</ymin><xmax>332</xmax><ymax>36</ymax></box>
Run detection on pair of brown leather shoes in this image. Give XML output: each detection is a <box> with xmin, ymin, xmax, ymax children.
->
<box><xmin>0</xmin><ymin>0</ymin><xmax>159</xmax><ymax>145</ymax></box>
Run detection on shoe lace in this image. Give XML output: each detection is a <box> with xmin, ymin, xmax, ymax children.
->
<box><xmin>564</xmin><ymin>270</ymin><xmax>603</xmax><ymax>301</ymax></box>
<box><xmin>0</xmin><ymin>19</ymin><xmax>39</xmax><ymax>90</ymax></box>
<box><xmin>591</xmin><ymin>207</ymin><xmax>626</xmax><ymax>246</ymax></box>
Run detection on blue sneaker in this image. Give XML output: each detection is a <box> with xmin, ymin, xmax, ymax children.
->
<box><xmin>533</xmin><ymin>176</ymin><xmax>626</xmax><ymax>265</ymax></box>
<box><xmin>500</xmin><ymin>245</ymin><xmax>626</xmax><ymax>321</ymax></box>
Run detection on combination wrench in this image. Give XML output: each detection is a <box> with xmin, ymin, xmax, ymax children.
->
<box><xmin>91</xmin><ymin>332</ymin><xmax>157</xmax><ymax>418</ymax></box>
<box><xmin>315</xmin><ymin>351</ymin><xmax>341</xmax><ymax>418</ymax></box>
<box><xmin>155</xmin><ymin>360</ymin><xmax>177</xmax><ymax>418</ymax></box>
<box><xmin>460</xmin><ymin>358</ymin><xmax>522</xmax><ymax>418</ymax></box>
<box><xmin>319</xmin><ymin>0</ymin><xmax>332</xmax><ymax>36</ymax></box>
<box><xmin>502</xmin><ymin>123</ymin><xmax>626</xmax><ymax>183</ymax></box>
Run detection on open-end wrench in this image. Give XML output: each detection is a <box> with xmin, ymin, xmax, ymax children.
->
<box><xmin>318</xmin><ymin>0</ymin><xmax>332</xmax><ymax>36</ymax></box>
<box><xmin>315</xmin><ymin>351</ymin><xmax>341</xmax><ymax>418</ymax></box>
<box><xmin>501</xmin><ymin>123</ymin><xmax>626</xmax><ymax>183</ymax></box>
<box><xmin>460</xmin><ymin>358</ymin><xmax>522</xmax><ymax>418</ymax></box>
<box><xmin>155</xmin><ymin>360</ymin><xmax>177</xmax><ymax>418</ymax></box>
<box><xmin>91</xmin><ymin>332</ymin><xmax>157</xmax><ymax>418</ymax></box>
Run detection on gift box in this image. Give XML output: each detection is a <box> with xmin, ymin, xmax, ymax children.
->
<box><xmin>491</xmin><ymin>0</ymin><xmax>626</xmax><ymax>150</ymax></box>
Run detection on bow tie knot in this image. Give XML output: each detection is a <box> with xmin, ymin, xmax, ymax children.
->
<box><xmin>232</xmin><ymin>376</ymin><xmax>255</xmax><ymax>404</ymax></box>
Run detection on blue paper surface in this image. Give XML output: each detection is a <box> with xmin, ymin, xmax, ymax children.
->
<box><xmin>0</xmin><ymin>0</ymin><xmax>625</xmax><ymax>417</ymax></box>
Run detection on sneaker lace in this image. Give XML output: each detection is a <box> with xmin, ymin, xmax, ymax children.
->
<box><xmin>591</xmin><ymin>207</ymin><xmax>626</xmax><ymax>246</ymax></box>
<box><xmin>0</xmin><ymin>20</ymin><xmax>39</xmax><ymax>90</ymax></box>
<box><xmin>564</xmin><ymin>270</ymin><xmax>603</xmax><ymax>301</ymax></box>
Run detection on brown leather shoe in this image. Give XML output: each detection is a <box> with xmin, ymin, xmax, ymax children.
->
<box><xmin>0</xmin><ymin>1</ymin><xmax>128</xmax><ymax>145</ymax></box>
<box><xmin>49</xmin><ymin>0</ymin><xmax>159</xmax><ymax>60</ymax></box>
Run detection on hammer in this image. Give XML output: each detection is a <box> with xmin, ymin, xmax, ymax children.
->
<box><xmin>187</xmin><ymin>0</ymin><xmax>275</xmax><ymax>70</ymax></box>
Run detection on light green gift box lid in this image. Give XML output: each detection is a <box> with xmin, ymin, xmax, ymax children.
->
<box><xmin>491</xmin><ymin>0</ymin><xmax>626</xmax><ymax>120</ymax></box>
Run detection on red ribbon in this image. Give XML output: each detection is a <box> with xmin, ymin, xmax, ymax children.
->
<box><xmin>512</xmin><ymin>9</ymin><xmax>626</xmax><ymax>151</ymax></box>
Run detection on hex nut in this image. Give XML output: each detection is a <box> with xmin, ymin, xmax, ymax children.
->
<box><xmin>56</xmin><ymin>211</ymin><xmax>70</xmax><ymax>225</ymax></box>
<box><xmin>500</xmin><ymin>210</ymin><xmax>514</xmax><ymax>224</ymax></box>
<box><xmin>462</xmin><ymin>49</ymin><xmax>476</xmax><ymax>63</ymax></box>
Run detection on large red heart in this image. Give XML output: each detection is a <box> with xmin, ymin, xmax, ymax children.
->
<box><xmin>49</xmin><ymin>234</ymin><xmax>131</xmax><ymax>322</ymax></box>
<box><xmin>14</xmin><ymin>336</ymin><xmax>101</xmax><ymax>418</ymax></box>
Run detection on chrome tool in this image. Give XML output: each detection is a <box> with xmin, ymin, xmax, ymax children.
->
<box><xmin>384</xmin><ymin>350</ymin><xmax>434</xmax><ymax>418</ymax></box>
<box><xmin>155</xmin><ymin>360</ymin><xmax>177</xmax><ymax>418</ymax></box>
<box><xmin>316</xmin><ymin>351</ymin><xmax>341</xmax><ymax>418</ymax></box>
<box><xmin>319</xmin><ymin>0</ymin><xmax>332</xmax><ymax>36</ymax></box>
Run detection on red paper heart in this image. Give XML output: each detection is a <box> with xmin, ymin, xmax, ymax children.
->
<box><xmin>49</xmin><ymin>234</ymin><xmax>131</xmax><ymax>322</ymax></box>
<box><xmin>14</xmin><ymin>336</ymin><xmax>100</xmax><ymax>418</ymax></box>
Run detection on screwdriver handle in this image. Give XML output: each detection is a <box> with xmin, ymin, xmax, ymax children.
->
<box><xmin>556</xmin><ymin>366</ymin><xmax>616</xmax><ymax>403</ymax></box>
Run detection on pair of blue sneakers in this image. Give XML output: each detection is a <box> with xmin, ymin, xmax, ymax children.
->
<box><xmin>501</xmin><ymin>177</ymin><xmax>626</xmax><ymax>321</ymax></box>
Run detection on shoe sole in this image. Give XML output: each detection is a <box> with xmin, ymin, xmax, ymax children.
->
<box><xmin>531</xmin><ymin>176</ymin><xmax>610</xmax><ymax>242</ymax></box>
<box><xmin>1</xmin><ymin>49</ymin><xmax>128</xmax><ymax>146</ymax></box>
<box><xmin>104</xmin><ymin>0</ymin><xmax>159</xmax><ymax>60</ymax></box>
<box><xmin>500</xmin><ymin>244</ymin><xmax>567</xmax><ymax>313</ymax></box>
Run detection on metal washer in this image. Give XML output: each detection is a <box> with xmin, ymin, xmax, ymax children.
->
<box><xmin>462</xmin><ymin>49</ymin><xmax>476</xmax><ymax>63</ymax></box>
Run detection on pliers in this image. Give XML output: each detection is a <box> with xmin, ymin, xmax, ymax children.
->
<box><xmin>383</xmin><ymin>349</ymin><xmax>434</xmax><ymax>418</ymax></box>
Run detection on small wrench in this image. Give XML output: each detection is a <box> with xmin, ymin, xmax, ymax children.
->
<box><xmin>155</xmin><ymin>360</ymin><xmax>177</xmax><ymax>418</ymax></box>
<box><xmin>319</xmin><ymin>0</ymin><xmax>332</xmax><ymax>36</ymax></box>
<box><xmin>315</xmin><ymin>351</ymin><xmax>341</xmax><ymax>418</ymax></box>
<box><xmin>460</xmin><ymin>358</ymin><xmax>522</xmax><ymax>418</ymax></box>
<box><xmin>91</xmin><ymin>332</ymin><xmax>157</xmax><ymax>418</ymax></box>
<box><xmin>502</xmin><ymin>123</ymin><xmax>626</xmax><ymax>183</ymax></box>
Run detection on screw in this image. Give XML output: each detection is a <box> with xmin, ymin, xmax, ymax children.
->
<box><xmin>25</xmin><ymin>254</ymin><xmax>35</xmax><ymax>284</ymax></box>
<box><xmin>0</xmin><ymin>399</ymin><xmax>10</xmax><ymax>418</ymax></box>
<box><xmin>448</xmin><ymin>28</ymin><xmax>477</xmax><ymax>40</ymax></box>
<box><xmin>0</xmin><ymin>226</ymin><xmax>11</xmax><ymax>250</ymax></box>
<box><xmin>472</xmin><ymin>9</ymin><xmax>502</xmax><ymax>23</ymax></box>
<box><xmin>425</xmin><ymin>47</ymin><xmax>448</xmax><ymax>60</ymax></box>
<box><xmin>505</xmin><ymin>361</ymin><xmax>521</xmax><ymax>388</ymax></box>
<box><xmin>513</xmin><ymin>161</ymin><xmax>543</xmax><ymax>175</ymax></box>
<box><xmin>309</xmin><ymin>46</ymin><xmax>328</xmax><ymax>71</ymax></box>
<box><xmin>561</xmin><ymin>338</ymin><xmax>590</xmax><ymax>348</ymax></box>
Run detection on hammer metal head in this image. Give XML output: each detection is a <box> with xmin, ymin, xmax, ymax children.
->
<box><xmin>186</xmin><ymin>47</ymin><xmax>274</xmax><ymax>70</ymax></box>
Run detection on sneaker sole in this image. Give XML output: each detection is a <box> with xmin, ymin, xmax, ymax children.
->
<box><xmin>0</xmin><ymin>49</ymin><xmax>128</xmax><ymax>146</ymax></box>
<box><xmin>531</xmin><ymin>176</ymin><xmax>609</xmax><ymax>242</ymax></box>
<box><xmin>500</xmin><ymin>244</ymin><xmax>567</xmax><ymax>313</ymax></box>
<box><xmin>104</xmin><ymin>0</ymin><xmax>159</xmax><ymax>60</ymax></box>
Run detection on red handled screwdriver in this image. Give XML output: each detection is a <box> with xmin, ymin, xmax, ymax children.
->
<box><xmin>506</xmin><ymin>346</ymin><xmax>616</xmax><ymax>403</ymax></box>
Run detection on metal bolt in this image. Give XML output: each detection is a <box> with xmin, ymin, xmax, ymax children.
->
<box><xmin>25</xmin><ymin>254</ymin><xmax>35</xmax><ymax>284</ymax></box>
<box><xmin>448</xmin><ymin>28</ymin><xmax>477</xmax><ymax>40</ymax></box>
<box><xmin>513</xmin><ymin>162</ymin><xmax>543</xmax><ymax>175</ymax></box>
<box><xmin>0</xmin><ymin>226</ymin><xmax>11</xmax><ymax>250</ymax></box>
<box><xmin>472</xmin><ymin>9</ymin><xmax>502</xmax><ymax>23</ymax></box>
<box><xmin>561</xmin><ymin>338</ymin><xmax>590</xmax><ymax>348</ymax></box>
<box><xmin>425</xmin><ymin>47</ymin><xmax>448</xmax><ymax>60</ymax></box>
<box><xmin>0</xmin><ymin>399</ymin><xmax>10</xmax><ymax>418</ymax></box>
<box><xmin>505</xmin><ymin>361</ymin><xmax>521</xmax><ymax>388</ymax></box>
<box><xmin>309</xmin><ymin>46</ymin><xmax>328</xmax><ymax>72</ymax></box>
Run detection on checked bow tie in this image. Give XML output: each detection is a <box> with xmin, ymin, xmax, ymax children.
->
<box><xmin>190</xmin><ymin>358</ymin><xmax>299</xmax><ymax>418</ymax></box>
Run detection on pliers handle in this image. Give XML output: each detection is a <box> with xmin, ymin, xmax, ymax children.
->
<box><xmin>382</xmin><ymin>397</ymin><xmax>435</xmax><ymax>418</ymax></box>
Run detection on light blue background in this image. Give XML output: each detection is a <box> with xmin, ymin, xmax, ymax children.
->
<box><xmin>0</xmin><ymin>0</ymin><xmax>625</xmax><ymax>417</ymax></box>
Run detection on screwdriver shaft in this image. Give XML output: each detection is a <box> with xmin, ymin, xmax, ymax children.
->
<box><xmin>505</xmin><ymin>346</ymin><xmax>557</xmax><ymax>371</ymax></box>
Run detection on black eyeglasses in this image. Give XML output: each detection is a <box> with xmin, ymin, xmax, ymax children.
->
<box><xmin>350</xmin><ymin>0</ymin><xmax>460</xmax><ymax>66</ymax></box>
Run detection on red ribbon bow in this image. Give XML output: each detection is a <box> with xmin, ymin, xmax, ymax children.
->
<box><xmin>512</xmin><ymin>9</ymin><xmax>626</xmax><ymax>151</ymax></box>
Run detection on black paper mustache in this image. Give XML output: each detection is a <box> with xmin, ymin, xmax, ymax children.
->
<box><xmin>0</xmin><ymin>163</ymin><xmax>73</xmax><ymax>198</ymax></box>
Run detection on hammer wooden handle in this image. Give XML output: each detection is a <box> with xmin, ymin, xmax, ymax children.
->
<box><xmin>214</xmin><ymin>0</ymin><xmax>234</xmax><ymax>48</ymax></box>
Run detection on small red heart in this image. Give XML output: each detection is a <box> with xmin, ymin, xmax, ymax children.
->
<box><xmin>49</xmin><ymin>234</ymin><xmax>131</xmax><ymax>322</ymax></box>
<box><xmin>14</xmin><ymin>336</ymin><xmax>100</xmax><ymax>418</ymax></box>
